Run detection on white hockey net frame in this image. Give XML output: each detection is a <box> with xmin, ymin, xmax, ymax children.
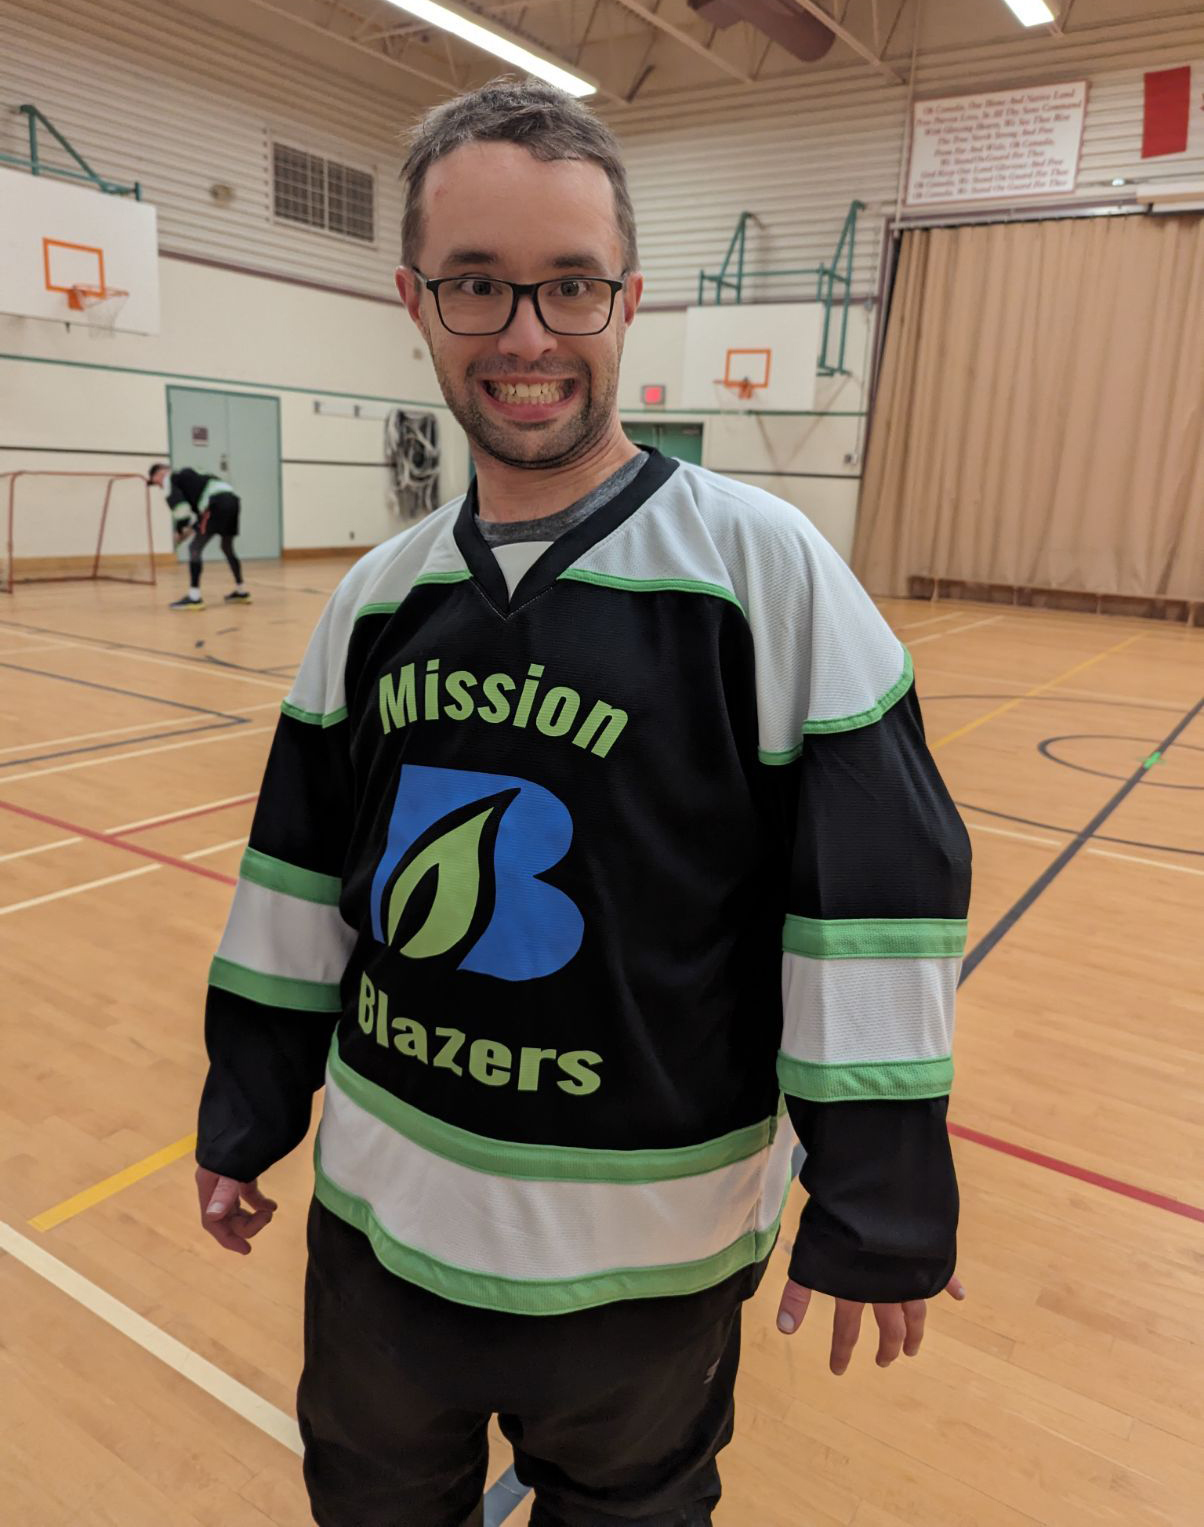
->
<box><xmin>1</xmin><ymin>471</ymin><xmax>158</xmax><ymax>594</ymax></box>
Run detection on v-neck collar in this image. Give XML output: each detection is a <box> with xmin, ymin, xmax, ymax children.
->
<box><xmin>453</xmin><ymin>448</ymin><xmax>679</xmax><ymax>616</ymax></box>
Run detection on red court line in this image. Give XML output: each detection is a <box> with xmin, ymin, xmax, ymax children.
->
<box><xmin>949</xmin><ymin>1122</ymin><xmax>1204</xmax><ymax>1223</ymax></box>
<box><xmin>0</xmin><ymin>799</ymin><xmax>237</xmax><ymax>887</ymax></box>
<box><xmin>115</xmin><ymin>793</ymin><xmax>258</xmax><ymax>836</ymax></box>
<box><xmin>4</xmin><ymin>788</ymin><xmax>1199</xmax><ymax>1223</ymax></box>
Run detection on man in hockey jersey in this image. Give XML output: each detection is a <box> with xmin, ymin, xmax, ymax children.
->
<box><xmin>194</xmin><ymin>80</ymin><xmax>969</xmax><ymax>1527</ymax></box>
<box><xmin>147</xmin><ymin>462</ymin><xmax>250</xmax><ymax>609</ymax></box>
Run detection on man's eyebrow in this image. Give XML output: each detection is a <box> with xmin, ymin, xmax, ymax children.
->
<box><xmin>549</xmin><ymin>253</ymin><xmax>609</xmax><ymax>272</ymax></box>
<box><xmin>440</xmin><ymin>250</ymin><xmax>613</xmax><ymax>274</ymax></box>
<box><xmin>443</xmin><ymin>248</ymin><xmax>500</xmax><ymax>267</ymax></box>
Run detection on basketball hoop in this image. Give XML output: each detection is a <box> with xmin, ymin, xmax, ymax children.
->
<box><xmin>67</xmin><ymin>284</ymin><xmax>130</xmax><ymax>339</ymax></box>
<box><xmin>712</xmin><ymin>347</ymin><xmax>772</xmax><ymax>411</ymax></box>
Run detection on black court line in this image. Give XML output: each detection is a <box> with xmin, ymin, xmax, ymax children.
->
<box><xmin>488</xmin><ymin>695</ymin><xmax>1203</xmax><ymax>1524</ymax></box>
<box><xmin>0</xmin><ymin>617</ymin><xmax>287</xmax><ymax>678</ymax></box>
<box><xmin>960</xmin><ymin>692</ymin><xmax>1204</xmax><ymax>983</ymax></box>
<box><xmin>1036</xmin><ymin>734</ymin><xmax>1204</xmax><ymax>791</ymax></box>
<box><xmin>0</xmin><ymin>719</ymin><xmax>246</xmax><ymax>770</ymax></box>
<box><xmin>957</xmin><ymin>798</ymin><xmax>1204</xmax><ymax>860</ymax></box>
<box><xmin>0</xmin><ymin>659</ymin><xmax>245</xmax><ymax>720</ymax></box>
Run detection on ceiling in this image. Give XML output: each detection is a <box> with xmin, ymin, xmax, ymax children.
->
<box><xmin>186</xmin><ymin>0</ymin><xmax>1204</xmax><ymax>110</ymax></box>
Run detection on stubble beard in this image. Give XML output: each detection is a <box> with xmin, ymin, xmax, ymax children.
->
<box><xmin>432</xmin><ymin>350</ymin><xmax>622</xmax><ymax>472</ymax></box>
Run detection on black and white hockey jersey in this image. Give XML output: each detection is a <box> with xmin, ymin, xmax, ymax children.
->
<box><xmin>198</xmin><ymin>450</ymin><xmax>970</xmax><ymax>1316</ymax></box>
<box><xmin>163</xmin><ymin>467</ymin><xmax>236</xmax><ymax>530</ymax></box>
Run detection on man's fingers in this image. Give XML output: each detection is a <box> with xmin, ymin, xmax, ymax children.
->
<box><xmin>945</xmin><ymin>1273</ymin><xmax>967</xmax><ymax>1301</ymax></box>
<box><xmin>238</xmin><ymin>1206</ymin><xmax>275</xmax><ymax>1240</ymax></box>
<box><xmin>202</xmin><ymin>1217</ymin><xmax>253</xmax><ymax>1254</ymax></box>
<box><xmin>829</xmin><ymin>1299</ymin><xmax>864</xmax><ymax>1376</ymax></box>
<box><xmin>205</xmin><ymin>1175</ymin><xmax>243</xmax><ymax>1218</ymax></box>
<box><xmin>243</xmin><ymin>1182</ymin><xmax>278</xmax><ymax>1214</ymax></box>
<box><xmin>776</xmin><ymin>1279</ymin><xmax>813</xmax><ymax>1335</ymax></box>
<box><xmin>901</xmin><ymin>1299</ymin><xmax>927</xmax><ymax>1357</ymax></box>
<box><xmin>873</xmin><ymin>1304</ymin><xmax>908</xmax><ymax>1367</ymax></box>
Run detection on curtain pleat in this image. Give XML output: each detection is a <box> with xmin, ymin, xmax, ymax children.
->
<box><xmin>854</xmin><ymin>214</ymin><xmax>1204</xmax><ymax>602</ymax></box>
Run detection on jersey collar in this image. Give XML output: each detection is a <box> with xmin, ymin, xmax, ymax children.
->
<box><xmin>453</xmin><ymin>448</ymin><xmax>679</xmax><ymax>616</ymax></box>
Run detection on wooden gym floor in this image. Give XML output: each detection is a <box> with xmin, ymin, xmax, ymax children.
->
<box><xmin>0</xmin><ymin>562</ymin><xmax>1201</xmax><ymax>1527</ymax></box>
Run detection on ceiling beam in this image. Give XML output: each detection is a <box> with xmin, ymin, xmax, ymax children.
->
<box><xmin>608</xmin><ymin>0</ymin><xmax>754</xmax><ymax>84</ymax></box>
<box><xmin>789</xmin><ymin>0</ymin><xmax>905</xmax><ymax>83</ymax></box>
<box><xmin>244</xmin><ymin>0</ymin><xmax>459</xmax><ymax>88</ymax></box>
<box><xmin>253</xmin><ymin>0</ymin><xmax>629</xmax><ymax>106</ymax></box>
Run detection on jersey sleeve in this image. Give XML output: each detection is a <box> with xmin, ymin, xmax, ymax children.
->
<box><xmin>759</xmin><ymin>519</ymin><xmax>970</xmax><ymax>1303</ymax></box>
<box><xmin>196</xmin><ymin>587</ymin><xmax>358</xmax><ymax>1182</ymax></box>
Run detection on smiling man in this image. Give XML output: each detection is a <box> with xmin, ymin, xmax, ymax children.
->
<box><xmin>193</xmin><ymin>80</ymin><xmax>970</xmax><ymax>1527</ymax></box>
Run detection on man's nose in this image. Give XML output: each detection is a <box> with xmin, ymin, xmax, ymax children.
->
<box><xmin>497</xmin><ymin>292</ymin><xmax>557</xmax><ymax>360</ymax></box>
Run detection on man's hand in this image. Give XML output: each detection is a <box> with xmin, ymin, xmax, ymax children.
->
<box><xmin>775</xmin><ymin>1273</ymin><xmax>965</xmax><ymax>1374</ymax></box>
<box><xmin>195</xmin><ymin>1166</ymin><xmax>277</xmax><ymax>1255</ymax></box>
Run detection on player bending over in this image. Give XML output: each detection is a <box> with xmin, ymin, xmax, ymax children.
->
<box><xmin>147</xmin><ymin>462</ymin><xmax>250</xmax><ymax>610</ymax></box>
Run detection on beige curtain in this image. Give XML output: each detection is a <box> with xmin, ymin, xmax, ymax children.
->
<box><xmin>853</xmin><ymin>214</ymin><xmax>1204</xmax><ymax>602</ymax></box>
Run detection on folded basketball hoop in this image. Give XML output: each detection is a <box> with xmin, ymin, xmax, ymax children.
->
<box><xmin>67</xmin><ymin>283</ymin><xmax>130</xmax><ymax>337</ymax></box>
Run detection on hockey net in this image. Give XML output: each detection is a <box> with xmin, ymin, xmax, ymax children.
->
<box><xmin>1</xmin><ymin>472</ymin><xmax>158</xmax><ymax>594</ymax></box>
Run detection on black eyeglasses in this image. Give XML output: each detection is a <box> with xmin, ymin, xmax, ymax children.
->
<box><xmin>413</xmin><ymin>268</ymin><xmax>627</xmax><ymax>337</ymax></box>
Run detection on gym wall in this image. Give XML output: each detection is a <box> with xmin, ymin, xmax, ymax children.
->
<box><xmin>3</xmin><ymin>0</ymin><xmax>1202</xmax><ymax>566</ymax></box>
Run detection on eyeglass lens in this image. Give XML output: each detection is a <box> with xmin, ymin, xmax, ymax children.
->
<box><xmin>437</xmin><ymin>277</ymin><xmax>616</xmax><ymax>335</ymax></box>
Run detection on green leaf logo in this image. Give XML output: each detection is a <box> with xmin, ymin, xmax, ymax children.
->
<box><xmin>385</xmin><ymin>802</ymin><xmax>498</xmax><ymax>959</ymax></box>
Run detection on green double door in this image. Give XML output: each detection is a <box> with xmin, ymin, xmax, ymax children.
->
<box><xmin>166</xmin><ymin>387</ymin><xmax>283</xmax><ymax>561</ymax></box>
<box><xmin>623</xmin><ymin>421</ymin><xmax>703</xmax><ymax>463</ymax></box>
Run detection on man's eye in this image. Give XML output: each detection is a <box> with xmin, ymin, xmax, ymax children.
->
<box><xmin>555</xmin><ymin>279</ymin><xmax>590</xmax><ymax>299</ymax></box>
<box><xmin>455</xmin><ymin>278</ymin><xmax>502</xmax><ymax>298</ymax></box>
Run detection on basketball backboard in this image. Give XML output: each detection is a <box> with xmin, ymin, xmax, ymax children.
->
<box><xmin>681</xmin><ymin>304</ymin><xmax>822</xmax><ymax>411</ymax></box>
<box><xmin>0</xmin><ymin>166</ymin><xmax>160</xmax><ymax>334</ymax></box>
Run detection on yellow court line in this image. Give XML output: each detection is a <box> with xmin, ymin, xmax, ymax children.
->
<box><xmin>30</xmin><ymin>1133</ymin><xmax>197</xmax><ymax>1232</ymax></box>
<box><xmin>932</xmin><ymin>633</ymin><xmax>1145</xmax><ymax>751</ymax></box>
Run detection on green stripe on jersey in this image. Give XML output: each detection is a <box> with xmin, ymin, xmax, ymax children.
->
<box><xmin>239</xmin><ymin>847</ymin><xmax>341</xmax><ymax>905</ymax></box>
<box><xmin>802</xmin><ymin>650</ymin><xmax>914</xmax><ymax>734</ymax></box>
<box><xmin>330</xmin><ymin>1039</ymin><xmax>784</xmax><ymax>1184</ymax></box>
<box><xmin>558</xmin><ymin>568</ymin><xmax>746</xmax><ymax>615</ymax></box>
<box><xmin>757</xmin><ymin>742</ymin><xmax>803</xmax><ymax>766</ymax></box>
<box><xmin>777</xmin><ymin>1052</ymin><xmax>953</xmax><ymax>1102</ymax></box>
<box><xmin>280</xmin><ymin>698</ymin><xmax>348</xmax><ymax>727</ymax></box>
<box><xmin>314</xmin><ymin>1152</ymin><xmax>788</xmax><ymax>1316</ymax></box>
<box><xmin>783</xmin><ymin>914</ymin><xmax>967</xmax><ymax>960</ymax></box>
<box><xmin>209</xmin><ymin>955</ymin><xmax>342</xmax><ymax>1012</ymax></box>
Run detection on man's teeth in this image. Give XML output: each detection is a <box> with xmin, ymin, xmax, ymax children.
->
<box><xmin>486</xmin><ymin>381</ymin><xmax>571</xmax><ymax>402</ymax></box>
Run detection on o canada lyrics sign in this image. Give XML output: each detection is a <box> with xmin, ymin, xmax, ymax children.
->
<box><xmin>905</xmin><ymin>81</ymin><xmax>1088</xmax><ymax>207</ymax></box>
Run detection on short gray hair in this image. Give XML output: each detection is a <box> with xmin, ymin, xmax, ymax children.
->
<box><xmin>401</xmin><ymin>78</ymin><xmax>638</xmax><ymax>271</ymax></box>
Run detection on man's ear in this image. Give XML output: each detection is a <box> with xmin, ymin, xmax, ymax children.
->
<box><xmin>395</xmin><ymin>267</ymin><xmax>429</xmax><ymax>339</ymax></box>
<box><xmin>622</xmin><ymin>271</ymin><xmax>644</xmax><ymax>327</ymax></box>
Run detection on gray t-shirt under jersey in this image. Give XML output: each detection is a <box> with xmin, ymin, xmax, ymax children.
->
<box><xmin>475</xmin><ymin>451</ymin><xmax>648</xmax><ymax>546</ymax></box>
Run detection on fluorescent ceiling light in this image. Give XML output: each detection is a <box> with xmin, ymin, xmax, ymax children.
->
<box><xmin>1000</xmin><ymin>0</ymin><xmax>1055</xmax><ymax>23</ymax></box>
<box><xmin>386</xmin><ymin>0</ymin><xmax>597</xmax><ymax>96</ymax></box>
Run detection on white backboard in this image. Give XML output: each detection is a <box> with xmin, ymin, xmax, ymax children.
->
<box><xmin>0</xmin><ymin>166</ymin><xmax>160</xmax><ymax>334</ymax></box>
<box><xmin>682</xmin><ymin>304</ymin><xmax>822</xmax><ymax>412</ymax></box>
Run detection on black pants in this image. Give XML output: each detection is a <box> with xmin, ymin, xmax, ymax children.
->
<box><xmin>297</xmin><ymin>1202</ymin><xmax>741</xmax><ymax>1527</ymax></box>
<box><xmin>188</xmin><ymin>492</ymin><xmax>242</xmax><ymax>588</ymax></box>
